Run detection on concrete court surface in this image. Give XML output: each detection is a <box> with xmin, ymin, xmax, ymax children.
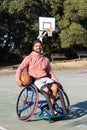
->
<box><xmin>0</xmin><ymin>69</ymin><xmax>87</xmax><ymax>130</ymax></box>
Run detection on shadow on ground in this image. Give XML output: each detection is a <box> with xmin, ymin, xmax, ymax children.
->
<box><xmin>18</xmin><ymin>101</ymin><xmax>87</xmax><ymax>123</ymax></box>
<box><xmin>68</xmin><ymin>100</ymin><xmax>87</xmax><ymax>120</ymax></box>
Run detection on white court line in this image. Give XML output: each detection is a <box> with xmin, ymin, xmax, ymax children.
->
<box><xmin>0</xmin><ymin>88</ymin><xmax>19</xmax><ymax>94</ymax></box>
<box><xmin>0</xmin><ymin>88</ymin><xmax>44</xmax><ymax>100</ymax></box>
<box><xmin>0</xmin><ymin>126</ymin><xmax>7</xmax><ymax>130</ymax></box>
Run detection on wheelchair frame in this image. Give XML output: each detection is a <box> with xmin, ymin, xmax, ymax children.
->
<box><xmin>16</xmin><ymin>84</ymin><xmax>70</xmax><ymax>122</ymax></box>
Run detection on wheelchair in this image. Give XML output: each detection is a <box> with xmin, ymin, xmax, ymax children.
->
<box><xmin>16</xmin><ymin>83</ymin><xmax>70</xmax><ymax>123</ymax></box>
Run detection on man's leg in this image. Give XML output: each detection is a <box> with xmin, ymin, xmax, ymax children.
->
<box><xmin>42</xmin><ymin>83</ymin><xmax>58</xmax><ymax>105</ymax></box>
<box><xmin>34</xmin><ymin>78</ymin><xmax>58</xmax><ymax>115</ymax></box>
<box><xmin>40</xmin><ymin>88</ymin><xmax>55</xmax><ymax>115</ymax></box>
<box><xmin>42</xmin><ymin>83</ymin><xmax>58</xmax><ymax>116</ymax></box>
<box><xmin>50</xmin><ymin>83</ymin><xmax>58</xmax><ymax>105</ymax></box>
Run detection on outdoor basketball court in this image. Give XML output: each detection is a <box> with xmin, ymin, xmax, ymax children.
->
<box><xmin>0</xmin><ymin>69</ymin><xmax>87</xmax><ymax>130</ymax></box>
<box><xmin>0</xmin><ymin>16</ymin><xmax>87</xmax><ymax>130</ymax></box>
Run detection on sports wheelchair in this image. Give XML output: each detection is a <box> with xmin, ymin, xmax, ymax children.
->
<box><xmin>16</xmin><ymin>83</ymin><xmax>70</xmax><ymax>123</ymax></box>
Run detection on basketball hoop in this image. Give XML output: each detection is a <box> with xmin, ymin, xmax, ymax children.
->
<box><xmin>38</xmin><ymin>17</ymin><xmax>55</xmax><ymax>40</ymax></box>
<box><xmin>44</xmin><ymin>28</ymin><xmax>54</xmax><ymax>37</ymax></box>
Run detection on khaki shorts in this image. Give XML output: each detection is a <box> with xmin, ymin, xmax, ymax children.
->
<box><xmin>34</xmin><ymin>77</ymin><xmax>54</xmax><ymax>89</ymax></box>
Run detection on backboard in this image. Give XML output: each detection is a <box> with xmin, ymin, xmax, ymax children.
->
<box><xmin>39</xmin><ymin>17</ymin><xmax>55</xmax><ymax>37</ymax></box>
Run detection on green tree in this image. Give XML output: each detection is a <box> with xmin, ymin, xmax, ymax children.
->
<box><xmin>0</xmin><ymin>0</ymin><xmax>87</xmax><ymax>63</ymax></box>
<box><xmin>57</xmin><ymin>0</ymin><xmax>87</xmax><ymax>48</ymax></box>
<box><xmin>60</xmin><ymin>22</ymin><xmax>87</xmax><ymax>47</ymax></box>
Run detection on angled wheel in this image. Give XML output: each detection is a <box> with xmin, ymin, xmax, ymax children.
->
<box><xmin>60</xmin><ymin>87</ymin><xmax>70</xmax><ymax>111</ymax></box>
<box><xmin>16</xmin><ymin>85</ymin><xmax>38</xmax><ymax>122</ymax></box>
<box><xmin>54</xmin><ymin>88</ymin><xmax>67</xmax><ymax>115</ymax></box>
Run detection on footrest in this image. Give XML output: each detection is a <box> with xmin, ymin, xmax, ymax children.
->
<box><xmin>34</xmin><ymin>113</ymin><xmax>66</xmax><ymax>119</ymax></box>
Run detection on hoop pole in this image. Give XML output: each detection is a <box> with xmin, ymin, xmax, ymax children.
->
<box><xmin>37</xmin><ymin>31</ymin><xmax>47</xmax><ymax>42</ymax></box>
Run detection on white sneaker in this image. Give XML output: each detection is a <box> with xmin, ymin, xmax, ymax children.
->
<box><xmin>48</xmin><ymin>109</ymin><xmax>58</xmax><ymax>115</ymax></box>
<box><xmin>54</xmin><ymin>110</ymin><xmax>58</xmax><ymax>115</ymax></box>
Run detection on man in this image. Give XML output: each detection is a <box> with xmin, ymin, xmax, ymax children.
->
<box><xmin>15</xmin><ymin>39</ymin><xmax>60</xmax><ymax>115</ymax></box>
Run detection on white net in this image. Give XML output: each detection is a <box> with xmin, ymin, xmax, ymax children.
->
<box><xmin>44</xmin><ymin>28</ymin><xmax>53</xmax><ymax>37</ymax></box>
<box><xmin>48</xmin><ymin>31</ymin><xmax>52</xmax><ymax>37</ymax></box>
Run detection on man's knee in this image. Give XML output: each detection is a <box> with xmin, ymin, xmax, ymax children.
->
<box><xmin>51</xmin><ymin>82</ymin><xmax>58</xmax><ymax>90</ymax></box>
<box><xmin>40</xmin><ymin>83</ymin><xmax>52</xmax><ymax>95</ymax></box>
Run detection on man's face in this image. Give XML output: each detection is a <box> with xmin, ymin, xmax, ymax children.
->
<box><xmin>33</xmin><ymin>42</ymin><xmax>43</xmax><ymax>54</ymax></box>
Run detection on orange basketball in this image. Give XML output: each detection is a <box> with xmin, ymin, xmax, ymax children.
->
<box><xmin>21</xmin><ymin>73</ymin><xmax>32</xmax><ymax>86</ymax></box>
